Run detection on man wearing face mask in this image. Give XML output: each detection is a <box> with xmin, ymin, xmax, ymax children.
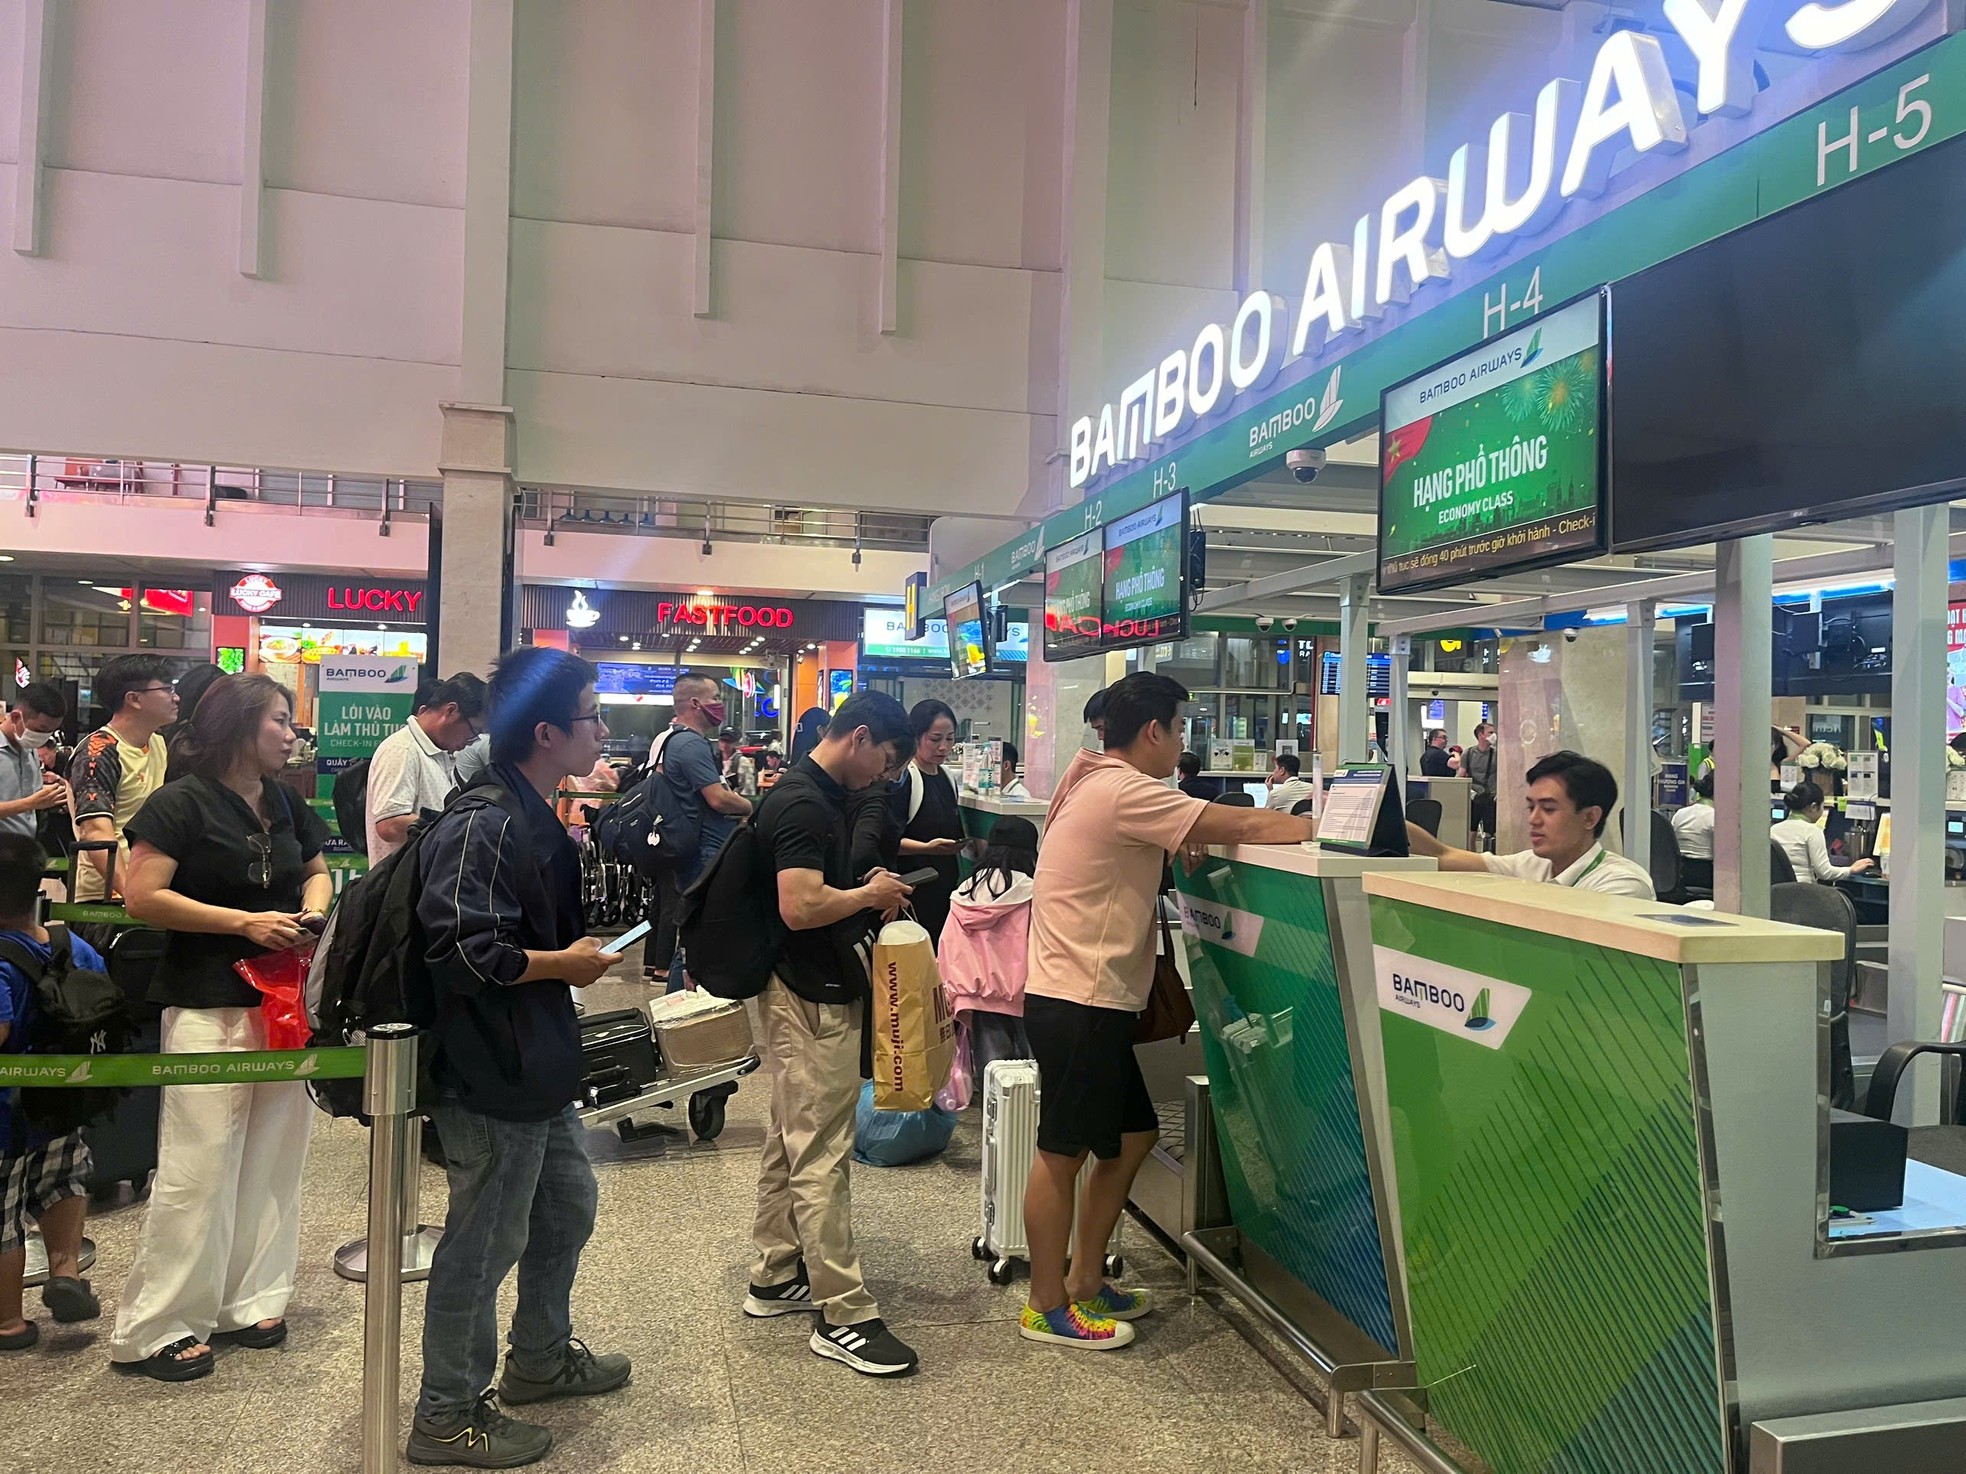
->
<box><xmin>662</xmin><ymin>674</ymin><xmax>754</xmax><ymax>990</ymax></box>
<box><xmin>0</xmin><ymin>684</ymin><xmax>68</xmax><ymax>841</ymax></box>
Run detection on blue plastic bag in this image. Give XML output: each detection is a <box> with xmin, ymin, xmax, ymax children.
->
<box><xmin>853</xmin><ymin>1080</ymin><xmax>956</xmax><ymax>1167</ymax></box>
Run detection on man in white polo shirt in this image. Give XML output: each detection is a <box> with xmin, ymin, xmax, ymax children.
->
<box><xmin>1405</xmin><ymin>749</ymin><xmax>1653</xmax><ymax>899</ymax></box>
<box><xmin>364</xmin><ymin>673</ymin><xmax>486</xmax><ymax>862</ymax></box>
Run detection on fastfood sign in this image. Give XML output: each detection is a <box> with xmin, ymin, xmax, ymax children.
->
<box><xmin>1068</xmin><ymin>0</ymin><xmax>1939</xmax><ymax>490</ymax></box>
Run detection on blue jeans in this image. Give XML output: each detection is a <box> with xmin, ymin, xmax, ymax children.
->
<box><xmin>668</xmin><ymin>827</ymin><xmax>731</xmax><ymax>991</ymax></box>
<box><xmin>417</xmin><ymin>1099</ymin><xmax>598</xmax><ymax>1420</ymax></box>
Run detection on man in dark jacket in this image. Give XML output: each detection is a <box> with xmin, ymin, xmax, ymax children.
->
<box><xmin>407</xmin><ymin>647</ymin><xmax>628</xmax><ymax>1470</ymax></box>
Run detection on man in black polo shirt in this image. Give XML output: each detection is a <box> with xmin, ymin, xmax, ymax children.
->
<box><xmin>742</xmin><ymin>691</ymin><xmax>919</xmax><ymax>1377</ymax></box>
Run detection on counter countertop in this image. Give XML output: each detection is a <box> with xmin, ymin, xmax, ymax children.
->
<box><xmin>1362</xmin><ymin>870</ymin><xmax>1845</xmax><ymax>965</ymax></box>
<box><xmin>957</xmin><ymin>793</ymin><xmax>1050</xmax><ymax>815</ymax></box>
<box><xmin>1206</xmin><ymin>844</ymin><xmax>1439</xmax><ymax>881</ymax></box>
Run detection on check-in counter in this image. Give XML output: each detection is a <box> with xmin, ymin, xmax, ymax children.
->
<box><xmin>1404</xmin><ymin>774</ymin><xmax>1471</xmax><ymax>844</ymax></box>
<box><xmin>956</xmin><ymin>792</ymin><xmax>1048</xmax><ymax>843</ymax></box>
<box><xmin>1360</xmin><ymin>871</ymin><xmax>1966</xmax><ymax>1474</ymax></box>
<box><xmin>1174</xmin><ymin>843</ymin><xmax>1437</xmax><ymax>1430</ymax></box>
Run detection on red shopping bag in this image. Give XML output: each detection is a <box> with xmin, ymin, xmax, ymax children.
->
<box><xmin>234</xmin><ymin>940</ymin><xmax>318</xmax><ymax>1050</ymax></box>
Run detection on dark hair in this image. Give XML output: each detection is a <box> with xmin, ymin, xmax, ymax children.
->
<box><xmin>15</xmin><ymin>681</ymin><xmax>64</xmax><ymax>723</ymax></box>
<box><xmin>173</xmin><ymin>673</ymin><xmax>294</xmax><ymax>781</ymax></box>
<box><xmin>719</xmin><ymin>727</ymin><xmax>740</xmax><ymax>742</ymax></box>
<box><xmin>1692</xmin><ymin>768</ymin><xmax>1714</xmax><ymax>800</ymax></box>
<box><xmin>1000</xmin><ymin>740</ymin><xmax>1019</xmax><ymax>766</ymax></box>
<box><xmin>1274</xmin><ymin>752</ymin><xmax>1301</xmax><ymax>777</ymax></box>
<box><xmin>1785</xmin><ymin>780</ymin><xmax>1826</xmax><ymax>816</ymax></box>
<box><xmin>1475</xmin><ymin>721</ymin><xmax>1492</xmax><ymax>738</ymax></box>
<box><xmin>1177</xmin><ymin>751</ymin><xmax>1202</xmax><ymax>778</ymax></box>
<box><xmin>1523</xmin><ymin>750</ymin><xmax>1618</xmax><ymax>837</ymax></box>
<box><xmin>969</xmin><ymin>816</ymin><xmax>1038</xmax><ymax>899</ymax></box>
<box><xmin>1083</xmin><ymin>689</ymin><xmax>1107</xmax><ymax>725</ymax></box>
<box><xmin>94</xmin><ymin>653</ymin><xmax>176</xmax><ymax>719</ymax></box>
<box><xmin>1772</xmin><ymin>739</ymin><xmax>1789</xmax><ymax>768</ymax></box>
<box><xmin>674</xmin><ymin>672</ymin><xmax>719</xmax><ymax>706</ymax></box>
<box><xmin>909</xmin><ymin>699</ymin><xmax>957</xmax><ymax>739</ymax></box>
<box><xmin>0</xmin><ymin>832</ymin><xmax>45</xmax><ymax>919</ymax></box>
<box><xmin>1428</xmin><ymin>729</ymin><xmax>1447</xmax><ymax>745</ymax></box>
<box><xmin>1101</xmin><ymin>673</ymin><xmax>1189</xmax><ymax>750</ymax></box>
<box><xmin>827</xmin><ymin>690</ymin><xmax>914</xmax><ymax>764</ymax></box>
<box><xmin>488</xmin><ymin>647</ymin><xmax>599</xmax><ymax>766</ymax></box>
<box><xmin>173</xmin><ymin>663</ymin><xmax>225</xmax><ymax>726</ymax></box>
<box><xmin>420</xmin><ymin>671</ymin><xmax>487</xmax><ymax>719</ymax></box>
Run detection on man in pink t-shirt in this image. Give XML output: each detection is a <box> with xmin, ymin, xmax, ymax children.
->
<box><xmin>1017</xmin><ymin>673</ymin><xmax>1315</xmax><ymax>1352</ymax></box>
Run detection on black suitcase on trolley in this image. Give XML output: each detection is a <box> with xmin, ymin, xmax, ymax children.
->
<box><xmin>579</xmin><ymin>1009</ymin><xmax>660</xmax><ymax>1110</ymax></box>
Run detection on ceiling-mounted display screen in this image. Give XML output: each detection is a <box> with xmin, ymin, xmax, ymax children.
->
<box><xmin>1611</xmin><ymin>132</ymin><xmax>1966</xmax><ymax>553</ymax></box>
<box><xmin>1043</xmin><ymin>530</ymin><xmax>1105</xmax><ymax>663</ymax></box>
<box><xmin>1100</xmin><ymin>490</ymin><xmax>1189</xmax><ymax>651</ymax></box>
<box><xmin>943</xmin><ymin>582</ymin><xmax>991</xmax><ymax>680</ymax></box>
<box><xmin>1378</xmin><ymin>292</ymin><xmax>1607</xmax><ymax>595</ymax></box>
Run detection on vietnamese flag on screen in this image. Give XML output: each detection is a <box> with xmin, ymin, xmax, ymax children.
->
<box><xmin>1382</xmin><ymin>417</ymin><xmax>1432</xmax><ymax>481</ymax></box>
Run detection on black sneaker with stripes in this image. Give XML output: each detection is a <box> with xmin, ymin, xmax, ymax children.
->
<box><xmin>809</xmin><ymin>1318</ymin><xmax>919</xmax><ymax>1377</ymax></box>
<box><xmin>743</xmin><ymin>1263</ymin><xmax>816</xmax><ymax>1318</ymax></box>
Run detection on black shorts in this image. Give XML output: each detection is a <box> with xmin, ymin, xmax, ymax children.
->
<box><xmin>1023</xmin><ymin>994</ymin><xmax>1157</xmax><ymax>1161</ymax></box>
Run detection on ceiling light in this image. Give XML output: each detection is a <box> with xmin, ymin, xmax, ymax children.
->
<box><xmin>619</xmin><ymin>635</ymin><xmax>629</xmax><ymax>643</ymax></box>
<box><xmin>0</xmin><ymin>554</ymin><xmax>12</xmax><ymax>562</ymax></box>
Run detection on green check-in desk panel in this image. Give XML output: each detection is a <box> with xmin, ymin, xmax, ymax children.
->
<box><xmin>957</xmin><ymin>793</ymin><xmax>1048</xmax><ymax>845</ymax></box>
<box><xmin>1176</xmin><ymin>845</ymin><xmax>1435</xmax><ymax>1358</ymax></box>
<box><xmin>1362</xmin><ymin>870</ymin><xmax>1915</xmax><ymax>1474</ymax></box>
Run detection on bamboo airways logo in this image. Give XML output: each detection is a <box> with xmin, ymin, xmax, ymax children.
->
<box><xmin>1373</xmin><ymin>947</ymin><xmax>1533</xmax><ymax>1051</ymax></box>
<box><xmin>1067</xmin><ymin>0</ymin><xmax>1937</xmax><ymax>490</ymax></box>
<box><xmin>1177</xmin><ymin>896</ymin><xmax>1265</xmax><ymax>958</ymax></box>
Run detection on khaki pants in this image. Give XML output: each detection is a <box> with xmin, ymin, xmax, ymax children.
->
<box><xmin>750</xmin><ymin>976</ymin><xmax>878</xmax><ymax>1327</ymax></box>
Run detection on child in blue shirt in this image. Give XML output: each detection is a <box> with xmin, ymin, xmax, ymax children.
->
<box><xmin>0</xmin><ymin>832</ymin><xmax>104</xmax><ymax>1348</ymax></box>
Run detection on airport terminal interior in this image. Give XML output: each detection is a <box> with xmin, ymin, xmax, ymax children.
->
<box><xmin>6</xmin><ymin>2</ymin><xmax>1966</xmax><ymax>1472</ymax></box>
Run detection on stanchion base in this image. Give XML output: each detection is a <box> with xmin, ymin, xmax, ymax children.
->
<box><xmin>23</xmin><ymin>1234</ymin><xmax>96</xmax><ymax>1288</ymax></box>
<box><xmin>333</xmin><ymin>1226</ymin><xmax>443</xmax><ymax>1284</ymax></box>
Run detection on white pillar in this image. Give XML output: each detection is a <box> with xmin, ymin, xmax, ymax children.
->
<box><xmin>1890</xmin><ymin>503</ymin><xmax>1949</xmax><ymax>1124</ymax></box>
<box><xmin>1625</xmin><ymin>600</ymin><xmax>1657</xmax><ymax>873</ymax></box>
<box><xmin>460</xmin><ymin>0</ymin><xmax>516</xmax><ymax>406</ymax></box>
<box><xmin>438</xmin><ymin>405</ymin><xmax>516</xmax><ymax>679</ymax></box>
<box><xmin>1388</xmin><ymin>636</ymin><xmax>1411</xmax><ymax>779</ymax></box>
<box><xmin>1338</xmin><ymin>573</ymin><xmax>1371</xmax><ymax>763</ymax></box>
<box><xmin>1714</xmin><ymin>537</ymin><xmax>1773</xmax><ymax>917</ymax></box>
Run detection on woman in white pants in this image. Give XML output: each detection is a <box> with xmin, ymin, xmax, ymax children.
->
<box><xmin>108</xmin><ymin>674</ymin><xmax>332</xmax><ymax>1382</ymax></box>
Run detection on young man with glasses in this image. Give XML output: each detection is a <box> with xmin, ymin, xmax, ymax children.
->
<box><xmin>68</xmin><ymin>654</ymin><xmax>178</xmax><ymax>901</ymax></box>
<box><xmin>364</xmin><ymin>672</ymin><xmax>488</xmax><ymax>862</ymax></box>
<box><xmin>407</xmin><ymin>647</ymin><xmax>631</xmax><ymax>1469</ymax></box>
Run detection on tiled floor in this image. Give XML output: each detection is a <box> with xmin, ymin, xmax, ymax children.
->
<box><xmin>8</xmin><ymin>968</ymin><xmax>1428</xmax><ymax>1473</ymax></box>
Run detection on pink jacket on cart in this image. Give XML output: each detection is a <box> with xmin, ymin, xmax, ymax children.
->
<box><xmin>936</xmin><ymin>872</ymin><xmax>1034</xmax><ymax>1019</ymax></box>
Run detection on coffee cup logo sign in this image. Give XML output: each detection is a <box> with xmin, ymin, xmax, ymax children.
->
<box><xmin>229</xmin><ymin>573</ymin><xmax>284</xmax><ymax>614</ymax></box>
<box><xmin>1067</xmin><ymin>0</ymin><xmax>1939</xmax><ymax>490</ymax></box>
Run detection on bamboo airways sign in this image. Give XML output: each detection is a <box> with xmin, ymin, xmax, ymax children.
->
<box><xmin>1067</xmin><ymin>0</ymin><xmax>1937</xmax><ymax>491</ymax></box>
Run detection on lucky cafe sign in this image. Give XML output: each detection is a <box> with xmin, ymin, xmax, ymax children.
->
<box><xmin>1069</xmin><ymin>0</ymin><xmax>1937</xmax><ymax>490</ymax></box>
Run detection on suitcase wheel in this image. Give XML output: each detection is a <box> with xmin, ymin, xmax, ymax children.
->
<box><xmin>1104</xmin><ymin>1253</ymin><xmax>1124</xmax><ymax>1278</ymax></box>
<box><xmin>970</xmin><ymin>1237</ymin><xmax>988</xmax><ymax>1262</ymax></box>
<box><xmin>987</xmin><ymin>1258</ymin><xmax>1017</xmax><ymax>1287</ymax></box>
<box><xmin>687</xmin><ymin>1091</ymin><xmax>727</xmax><ymax>1142</ymax></box>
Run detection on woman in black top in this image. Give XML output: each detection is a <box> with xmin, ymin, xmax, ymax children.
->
<box><xmin>107</xmin><ymin>674</ymin><xmax>331</xmax><ymax>1383</ymax></box>
<box><xmin>889</xmin><ymin>700</ymin><xmax>965</xmax><ymax>944</ymax></box>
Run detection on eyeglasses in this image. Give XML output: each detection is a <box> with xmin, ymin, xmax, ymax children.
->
<box><xmin>567</xmin><ymin>710</ymin><xmax>605</xmax><ymax>727</ymax></box>
<box><xmin>247</xmin><ymin>832</ymin><xmax>273</xmax><ymax>889</ymax></box>
<box><xmin>134</xmin><ymin>684</ymin><xmax>178</xmax><ymax>699</ymax></box>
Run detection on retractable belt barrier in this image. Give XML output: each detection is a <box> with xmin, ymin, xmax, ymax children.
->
<box><xmin>1</xmin><ymin>1029</ymin><xmax>417</xmax><ymax>1474</ymax></box>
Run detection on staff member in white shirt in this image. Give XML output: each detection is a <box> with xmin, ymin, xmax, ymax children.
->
<box><xmin>1405</xmin><ymin>750</ymin><xmax>1654</xmax><ymax>899</ymax></box>
<box><xmin>1772</xmin><ymin>780</ymin><xmax>1875</xmax><ymax>884</ymax></box>
<box><xmin>1671</xmin><ymin>768</ymin><xmax>1717</xmax><ymax>860</ymax></box>
<box><xmin>1264</xmin><ymin>753</ymin><xmax>1316</xmax><ymax>812</ymax></box>
<box><xmin>364</xmin><ymin>673</ymin><xmax>486</xmax><ymax>861</ymax></box>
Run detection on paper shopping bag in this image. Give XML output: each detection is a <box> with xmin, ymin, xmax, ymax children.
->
<box><xmin>870</xmin><ymin>918</ymin><xmax>957</xmax><ymax>1112</ymax></box>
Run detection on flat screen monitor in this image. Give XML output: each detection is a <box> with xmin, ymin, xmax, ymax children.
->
<box><xmin>1610</xmin><ymin>132</ymin><xmax>1966</xmax><ymax>552</ymax></box>
<box><xmin>943</xmin><ymin>582</ymin><xmax>991</xmax><ymax>680</ymax></box>
<box><xmin>1043</xmin><ymin>529</ymin><xmax>1104</xmax><ymax>662</ymax></box>
<box><xmin>1378</xmin><ymin>291</ymin><xmax>1607</xmax><ymax>595</ymax></box>
<box><xmin>1100</xmin><ymin>490</ymin><xmax>1189</xmax><ymax>651</ymax></box>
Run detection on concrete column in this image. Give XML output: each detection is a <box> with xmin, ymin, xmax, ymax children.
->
<box><xmin>1625</xmin><ymin>600</ymin><xmax>1657</xmax><ymax>873</ymax></box>
<box><xmin>1023</xmin><ymin>652</ymin><xmax>1106</xmax><ymax>800</ymax></box>
<box><xmin>438</xmin><ymin>404</ymin><xmax>516</xmax><ymax>679</ymax></box>
<box><xmin>1890</xmin><ymin>503</ymin><xmax>1948</xmax><ymax>1125</ymax></box>
<box><xmin>1714</xmin><ymin>537</ymin><xmax>1774</xmax><ymax>917</ymax></box>
<box><xmin>460</xmin><ymin>0</ymin><xmax>516</xmax><ymax>406</ymax></box>
<box><xmin>1388</xmin><ymin>637</ymin><xmax>1411</xmax><ymax>779</ymax></box>
<box><xmin>1338</xmin><ymin>574</ymin><xmax>1371</xmax><ymax>763</ymax></box>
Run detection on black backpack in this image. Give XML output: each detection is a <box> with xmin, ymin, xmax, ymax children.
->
<box><xmin>0</xmin><ymin>925</ymin><xmax>133</xmax><ymax>1132</ymax></box>
<box><xmin>595</xmin><ymin>736</ymin><xmax>702</xmax><ymax>875</ymax></box>
<box><xmin>304</xmin><ymin>782</ymin><xmax>530</xmax><ymax>1116</ymax></box>
<box><xmin>332</xmin><ymin>759</ymin><xmax>371</xmax><ymax>857</ymax></box>
<box><xmin>675</xmin><ymin>816</ymin><xmax>784</xmax><ymax>1000</ymax></box>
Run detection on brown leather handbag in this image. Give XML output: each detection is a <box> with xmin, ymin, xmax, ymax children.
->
<box><xmin>1136</xmin><ymin>896</ymin><xmax>1196</xmax><ymax>1044</ymax></box>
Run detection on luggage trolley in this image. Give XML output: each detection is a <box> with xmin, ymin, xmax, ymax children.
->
<box><xmin>579</xmin><ymin>1052</ymin><xmax>760</xmax><ymax>1143</ymax></box>
<box><xmin>577</xmin><ymin>996</ymin><xmax>761</xmax><ymax>1143</ymax></box>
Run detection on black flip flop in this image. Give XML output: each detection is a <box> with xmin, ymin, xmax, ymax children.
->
<box><xmin>0</xmin><ymin>1322</ymin><xmax>38</xmax><ymax>1351</ymax></box>
<box><xmin>115</xmin><ymin>1337</ymin><xmax>214</xmax><ymax>1382</ymax></box>
<box><xmin>42</xmin><ymin>1275</ymin><xmax>100</xmax><ymax>1323</ymax></box>
<box><xmin>211</xmin><ymin>1320</ymin><xmax>287</xmax><ymax>1350</ymax></box>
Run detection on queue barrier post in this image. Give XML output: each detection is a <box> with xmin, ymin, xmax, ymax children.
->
<box><xmin>359</xmin><ymin>1024</ymin><xmax>419</xmax><ymax>1474</ymax></box>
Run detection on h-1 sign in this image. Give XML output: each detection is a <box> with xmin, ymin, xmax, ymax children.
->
<box><xmin>1069</xmin><ymin>0</ymin><xmax>1939</xmax><ymax>491</ymax></box>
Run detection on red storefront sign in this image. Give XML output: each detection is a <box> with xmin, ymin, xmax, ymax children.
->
<box><xmin>327</xmin><ymin>585</ymin><xmax>425</xmax><ymax>615</ymax></box>
<box><xmin>655</xmin><ymin>600</ymin><xmax>795</xmax><ymax>630</ymax></box>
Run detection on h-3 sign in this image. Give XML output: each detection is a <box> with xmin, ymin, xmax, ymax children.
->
<box><xmin>1068</xmin><ymin>0</ymin><xmax>1938</xmax><ymax>491</ymax></box>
